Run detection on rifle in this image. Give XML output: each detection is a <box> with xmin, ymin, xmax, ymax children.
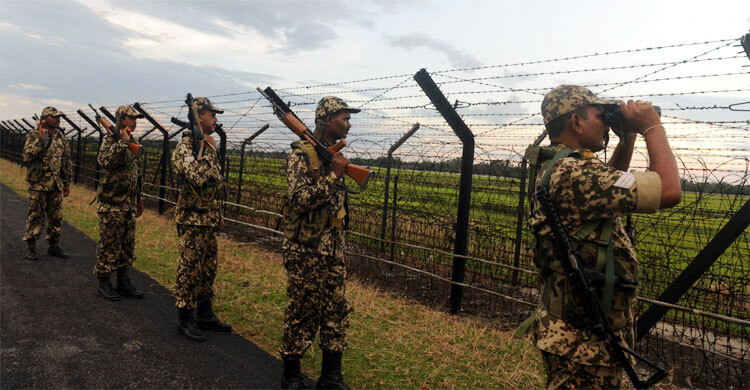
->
<box><xmin>169</xmin><ymin>93</ymin><xmax>206</xmax><ymax>160</ymax></box>
<box><xmin>534</xmin><ymin>185</ymin><xmax>666</xmax><ymax>389</ymax></box>
<box><xmin>87</xmin><ymin>104</ymin><xmax>142</xmax><ymax>157</ymax></box>
<box><xmin>256</xmin><ymin>86</ymin><xmax>373</xmax><ymax>190</ymax></box>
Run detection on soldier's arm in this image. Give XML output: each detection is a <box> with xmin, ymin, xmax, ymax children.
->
<box><xmin>22</xmin><ymin>131</ymin><xmax>45</xmax><ymax>163</ymax></box>
<box><xmin>607</xmin><ymin>132</ymin><xmax>636</xmax><ymax>171</ymax></box>
<box><xmin>97</xmin><ymin>137</ymin><xmax>129</xmax><ymax>169</ymax></box>
<box><xmin>172</xmin><ymin>139</ymin><xmax>215</xmax><ymax>187</ymax></box>
<box><xmin>286</xmin><ymin>151</ymin><xmax>337</xmax><ymax>214</ymax></box>
<box><xmin>557</xmin><ymin>158</ymin><xmax>662</xmax><ymax>221</ymax></box>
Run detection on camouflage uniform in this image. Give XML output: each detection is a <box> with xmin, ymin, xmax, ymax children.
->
<box><xmin>94</xmin><ymin>105</ymin><xmax>143</xmax><ymax>277</ymax></box>
<box><xmin>22</xmin><ymin>107</ymin><xmax>72</xmax><ymax>243</ymax></box>
<box><xmin>527</xmin><ymin>86</ymin><xmax>663</xmax><ymax>389</ymax></box>
<box><xmin>171</xmin><ymin>97</ymin><xmax>225</xmax><ymax>310</ymax></box>
<box><xmin>279</xmin><ymin>96</ymin><xmax>358</xmax><ymax>359</ymax></box>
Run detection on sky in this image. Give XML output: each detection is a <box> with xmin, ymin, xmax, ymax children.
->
<box><xmin>1</xmin><ymin>0</ymin><xmax>749</xmax><ymax>119</ymax></box>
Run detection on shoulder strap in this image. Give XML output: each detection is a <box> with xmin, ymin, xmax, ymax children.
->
<box><xmin>295</xmin><ymin>141</ymin><xmax>320</xmax><ymax>181</ymax></box>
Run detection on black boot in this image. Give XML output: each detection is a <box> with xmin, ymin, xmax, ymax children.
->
<box><xmin>178</xmin><ymin>308</ymin><xmax>206</xmax><ymax>342</ymax></box>
<box><xmin>116</xmin><ymin>267</ymin><xmax>145</xmax><ymax>299</ymax></box>
<box><xmin>25</xmin><ymin>239</ymin><xmax>38</xmax><ymax>261</ymax></box>
<box><xmin>316</xmin><ymin>350</ymin><xmax>349</xmax><ymax>390</ymax></box>
<box><xmin>281</xmin><ymin>355</ymin><xmax>308</xmax><ymax>389</ymax></box>
<box><xmin>98</xmin><ymin>275</ymin><xmax>121</xmax><ymax>301</ymax></box>
<box><xmin>196</xmin><ymin>299</ymin><xmax>232</xmax><ymax>332</ymax></box>
<box><xmin>47</xmin><ymin>239</ymin><xmax>70</xmax><ymax>258</ymax></box>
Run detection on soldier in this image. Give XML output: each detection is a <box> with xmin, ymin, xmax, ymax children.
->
<box><xmin>22</xmin><ymin>106</ymin><xmax>73</xmax><ymax>260</ymax></box>
<box><xmin>522</xmin><ymin>85</ymin><xmax>681</xmax><ymax>388</ymax></box>
<box><xmin>93</xmin><ymin>105</ymin><xmax>145</xmax><ymax>301</ymax></box>
<box><xmin>279</xmin><ymin>96</ymin><xmax>358</xmax><ymax>390</ymax></box>
<box><xmin>171</xmin><ymin>97</ymin><xmax>231</xmax><ymax>342</ymax></box>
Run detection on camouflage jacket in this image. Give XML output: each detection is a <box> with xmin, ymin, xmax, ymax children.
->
<box><xmin>170</xmin><ymin>131</ymin><xmax>224</xmax><ymax>228</ymax></box>
<box><xmin>23</xmin><ymin>128</ymin><xmax>72</xmax><ymax>192</ymax></box>
<box><xmin>528</xmin><ymin>144</ymin><xmax>662</xmax><ymax>366</ymax></box>
<box><xmin>96</xmin><ymin>136</ymin><xmax>141</xmax><ymax>212</ymax></box>
<box><xmin>281</xmin><ymin>140</ymin><xmax>348</xmax><ymax>258</ymax></box>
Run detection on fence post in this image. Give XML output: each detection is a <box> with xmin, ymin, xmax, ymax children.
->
<box><xmin>236</xmin><ymin>124</ymin><xmax>270</xmax><ymax>205</ymax></box>
<box><xmin>389</xmin><ymin>174</ymin><xmax>399</xmax><ymax>265</ymax></box>
<box><xmin>414</xmin><ymin>68</ymin><xmax>475</xmax><ymax>315</ymax></box>
<box><xmin>77</xmin><ymin>109</ymin><xmax>105</xmax><ymax>184</ymax></box>
<box><xmin>133</xmin><ymin>103</ymin><xmax>170</xmax><ymax>214</ymax></box>
<box><xmin>511</xmin><ymin>159</ymin><xmax>528</xmax><ymax>285</ymax></box>
<box><xmin>60</xmin><ymin>115</ymin><xmax>86</xmax><ymax>184</ymax></box>
<box><xmin>380</xmin><ymin>123</ymin><xmax>420</xmax><ymax>252</ymax></box>
<box><xmin>636</xmin><ymin>199</ymin><xmax>750</xmax><ymax>340</ymax></box>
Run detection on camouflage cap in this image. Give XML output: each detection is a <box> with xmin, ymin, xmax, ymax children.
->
<box><xmin>41</xmin><ymin>106</ymin><xmax>64</xmax><ymax>118</ymax></box>
<box><xmin>315</xmin><ymin>96</ymin><xmax>360</xmax><ymax>120</ymax></box>
<box><xmin>541</xmin><ymin>85</ymin><xmax>618</xmax><ymax>125</ymax></box>
<box><xmin>115</xmin><ymin>104</ymin><xmax>144</xmax><ymax>119</ymax></box>
<box><xmin>194</xmin><ymin>97</ymin><xmax>224</xmax><ymax>114</ymax></box>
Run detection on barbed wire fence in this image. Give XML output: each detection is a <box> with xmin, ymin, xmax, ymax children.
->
<box><xmin>1</xmin><ymin>35</ymin><xmax>748</xmax><ymax>388</ymax></box>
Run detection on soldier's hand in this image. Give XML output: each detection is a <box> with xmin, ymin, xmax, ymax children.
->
<box><xmin>331</xmin><ymin>152</ymin><xmax>349</xmax><ymax>178</ymax></box>
<box><xmin>120</xmin><ymin>126</ymin><xmax>132</xmax><ymax>141</ymax></box>
<box><xmin>136</xmin><ymin>201</ymin><xmax>144</xmax><ymax>218</ymax></box>
<box><xmin>620</xmin><ymin>100</ymin><xmax>661</xmax><ymax>135</ymax></box>
<box><xmin>63</xmin><ymin>186</ymin><xmax>70</xmax><ymax>197</ymax></box>
<box><xmin>38</xmin><ymin>125</ymin><xmax>46</xmax><ymax>139</ymax></box>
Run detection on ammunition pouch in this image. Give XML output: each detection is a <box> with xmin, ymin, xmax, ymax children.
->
<box><xmin>97</xmin><ymin>173</ymin><xmax>134</xmax><ymax>205</ymax></box>
<box><xmin>177</xmin><ymin>176</ymin><xmax>223</xmax><ymax>213</ymax></box>
<box><xmin>281</xmin><ymin>201</ymin><xmax>346</xmax><ymax>246</ymax></box>
<box><xmin>25</xmin><ymin>159</ymin><xmax>44</xmax><ymax>183</ymax></box>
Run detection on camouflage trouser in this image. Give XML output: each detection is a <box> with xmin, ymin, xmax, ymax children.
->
<box><xmin>23</xmin><ymin>189</ymin><xmax>63</xmax><ymax>242</ymax></box>
<box><xmin>94</xmin><ymin>211</ymin><xmax>136</xmax><ymax>277</ymax></box>
<box><xmin>175</xmin><ymin>224</ymin><xmax>218</xmax><ymax>310</ymax></box>
<box><xmin>280</xmin><ymin>250</ymin><xmax>352</xmax><ymax>358</ymax></box>
<box><xmin>540</xmin><ymin>350</ymin><xmax>622</xmax><ymax>389</ymax></box>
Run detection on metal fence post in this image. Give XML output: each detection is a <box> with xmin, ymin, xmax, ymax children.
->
<box><xmin>77</xmin><ymin>109</ymin><xmax>104</xmax><ymax>184</ymax></box>
<box><xmin>380</xmin><ymin>123</ymin><xmax>420</xmax><ymax>252</ymax></box>
<box><xmin>133</xmin><ymin>103</ymin><xmax>170</xmax><ymax>214</ymax></box>
<box><xmin>60</xmin><ymin>114</ymin><xmax>86</xmax><ymax>184</ymax></box>
<box><xmin>511</xmin><ymin>159</ymin><xmax>528</xmax><ymax>285</ymax></box>
<box><xmin>389</xmin><ymin>174</ymin><xmax>399</xmax><ymax>265</ymax></box>
<box><xmin>236</xmin><ymin>124</ymin><xmax>270</xmax><ymax>204</ymax></box>
<box><xmin>414</xmin><ymin>68</ymin><xmax>475</xmax><ymax>315</ymax></box>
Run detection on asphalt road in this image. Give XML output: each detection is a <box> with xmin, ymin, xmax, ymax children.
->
<box><xmin>0</xmin><ymin>183</ymin><xmax>309</xmax><ymax>389</ymax></box>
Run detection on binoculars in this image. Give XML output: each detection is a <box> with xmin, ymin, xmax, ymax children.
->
<box><xmin>600</xmin><ymin>104</ymin><xmax>661</xmax><ymax>134</ymax></box>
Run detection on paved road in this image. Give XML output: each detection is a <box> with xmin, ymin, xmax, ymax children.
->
<box><xmin>0</xmin><ymin>183</ymin><xmax>308</xmax><ymax>388</ymax></box>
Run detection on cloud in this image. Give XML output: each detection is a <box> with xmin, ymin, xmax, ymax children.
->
<box><xmin>389</xmin><ymin>32</ymin><xmax>482</xmax><ymax>68</ymax></box>
<box><xmin>0</xmin><ymin>21</ymin><xmax>20</xmax><ymax>31</ymax></box>
<box><xmin>9</xmin><ymin>83</ymin><xmax>48</xmax><ymax>91</ymax></box>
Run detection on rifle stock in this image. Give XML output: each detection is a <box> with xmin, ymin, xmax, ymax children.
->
<box><xmin>88</xmin><ymin>104</ymin><xmax>142</xmax><ymax>157</ymax></box>
<box><xmin>257</xmin><ymin>86</ymin><xmax>373</xmax><ymax>189</ymax></box>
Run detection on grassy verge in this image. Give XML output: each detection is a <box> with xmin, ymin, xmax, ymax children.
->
<box><xmin>0</xmin><ymin>158</ymin><xmax>545</xmax><ymax>389</ymax></box>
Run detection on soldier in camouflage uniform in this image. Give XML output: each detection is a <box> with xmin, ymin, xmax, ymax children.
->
<box><xmin>170</xmin><ymin>97</ymin><xmax>231</xmax><ymax>342</ymax></box>
<box><xmin>279</xmin><ymin>96</ymin><xmax>359</xmax><ymax>390</ymax></box>
<box><xmin>22</xmin><ymin>106</ymin><xmax>73</xmax><ymax>260</ymax></box>
<box><xmin>94</xmin><ymin>105</ymin><xmax>145</xmax><ymax>301</ymax></box>
<box><xmin>522</xmin><ymin>85</ymin><xmax>681</xmax><ymax>389</ymax></box>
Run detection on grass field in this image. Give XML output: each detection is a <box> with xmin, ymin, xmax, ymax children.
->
<box><xmin>0</xmin><ymin>158</ymin><xmax>555</xmax><ymax>389</ymax></box>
